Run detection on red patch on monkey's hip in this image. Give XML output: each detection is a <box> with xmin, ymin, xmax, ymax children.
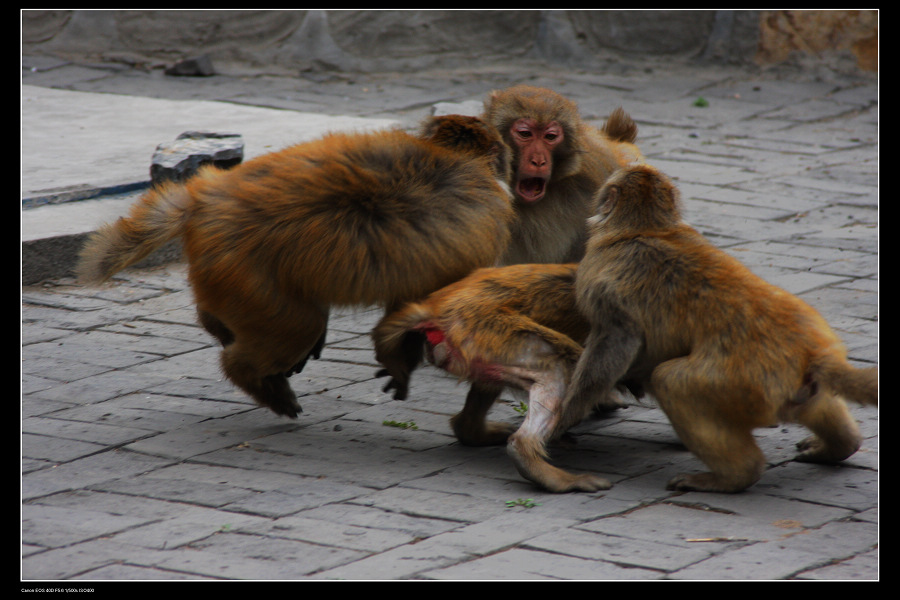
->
<box><xmin>423</xmin><ymin>327</ymin><xmax>445</xmax><ymax>346</ymax></box>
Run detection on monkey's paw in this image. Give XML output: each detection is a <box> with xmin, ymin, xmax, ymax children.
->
<box><xmin>561</xmin><ymin>473</ymin><xmax>613</xmax><ymax>493</ymax></box>
<box><xmin>453</xmin><ymin>419</ymin><xmax>517</xmax><ymax>446</ymax></box>
<box><xmin>508</xmin><ymin>442</ymin><xmax>612</xmax><ymax>493</ymax></box>
<box><xmin>795</xmin><ymin>434</ymin><xmax>860</xmax><ymax>464</ymax></box>
<box><xmin>666</xmin><ymin>472</ymin><xmax>751</xmax><ymax>494</ymax></box>
<box><xmin>376</xmin><ymin>368</ymin><xmax>409</xmax><ymax>400</ymax></box>
<box><xmin>592</xmin><ymin>394</ymin><xmax>628</xmax><ymax>416</ymax></box>
<box><xmin>266</xmin><ymin>397</ymin><xmax>302</xmax><ymax>419</ymax></box>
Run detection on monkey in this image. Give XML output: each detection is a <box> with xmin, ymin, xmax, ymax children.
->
<box><xmin>506</xmin><ymin>162</ymin><xmax>879</xmax><ymax>494</ymax></box>
<box><xmin>374</xmin><ymin>262</ymin><xmax>584</xmax><ymax>433</ymax></box>
<box><xmin>286</xmin><ymin>114</ymin><xmax>513</xmax><ymax>378</ymax></box>
<box><xmin>76</xmin><ymin>115</ymin><xmax>515</xmax><ymax>419</ymax></box>
<box><xmin>375</xmin><ymin>87</ymin><xmax>645</xmax><ymax>448</ymax></box>
<box><xmin>373</xmin><ymin>262</ymin><xmax>614</xmax><ymax>492</ymax></box>
<box><xmin>482</xmin><ymin>85</ymin><xmax>643</xmax><ymax>266</ymax></box>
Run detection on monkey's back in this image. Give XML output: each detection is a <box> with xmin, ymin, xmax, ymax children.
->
<box><xmin>182</xmin><ymin>129</ymin><xmax>513</xmax><ymax>308</ymax></box>
<box><xmin>426</xmin><ymin>263</ymin><xmax>586</xmax><ymax>365</ymax></box>
<box><xmin>584</xmin><ymin>225</ymin><xmax>845</xmax><ymax>378</ymax></box>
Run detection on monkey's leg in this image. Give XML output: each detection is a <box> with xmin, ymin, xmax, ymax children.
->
<box><xmin>198</xmin><ymin>304</ymin><xmax>326</xmax><ymax>376</ymax></box>
<box><xmin>452</xmin><ymin>316</ymin><xmax>584</xmax><ymax>447</ymax></box>
<box><xmin>198</xmin><ymin>309</ymin><xmax>234</xmax><ymax>346</ymax></box>
<box><xmin>219</xmin><ymin>306</ymin><xmax>328</xmax><ymax>418</ymax></box>
<box><xmin>794</xmin><ymin>391</ymin><xmax>862</xmax><ymax>464</ymax></box>
<box><xmin>505</xmin><ymin>364</ymin><xmax>611</xmax><ymax>493</ymax></box>
<box><xmin>450</xmin><ymin>382</ymin><xmax>516</xmax><ymax>446</ymax></box>
<box><xmin>653</xmin><ymin>357</ymin><xmax>767</xmax><ymax>493</ymax></box>
<box><xmin>553</xmin><ymin>320</ymin><xmax>642</xmax><ymax>436</ymax></box>
<box><xmin>286</xmin><ymin>314</ymin><xmax>329</xmax><ymax>377</ymax></box>
<box><xmin>221</xmin><ymin>348</ymin><xmax>299</xmax><ymax>417</ymax></box>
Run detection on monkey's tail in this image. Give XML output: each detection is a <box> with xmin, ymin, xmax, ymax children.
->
<box><xmin>76</xmin><ymin>181</ymin><xmax>193</xmax><ymax>284</ymax></box>
<box><xmin>807</xmin><ymin>355</ymin><xmax>878</xmax><ymax>407</ymax></box>
<box><xmin>373</xmin><ymin>302</ymin><xmax>434</xmax><ymax>360</ymax></box>
<box><xmin>603</xmin><ymin>107</ymin><xmax>638</xmax><ymax>144</ymax></box>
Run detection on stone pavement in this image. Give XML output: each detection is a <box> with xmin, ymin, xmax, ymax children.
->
<box><xmin>21</xmin><ymin>55</ymin><xmax>878</xmax><ymax>581</ymax></box>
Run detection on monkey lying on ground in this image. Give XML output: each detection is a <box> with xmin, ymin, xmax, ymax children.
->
<box><xmin>77</xmin><ymin>115</ymin><xmax>514</xmax><ymax>418</ymax></box>
<box><xmin>373</xmin><ymin>263</ymin><xmax>617</xmax><ymax>492</ymax></box>
<box><xmin>510</xmin><ymin>162</ymin><xmax>878</xmax><ymax>493</ymax></box>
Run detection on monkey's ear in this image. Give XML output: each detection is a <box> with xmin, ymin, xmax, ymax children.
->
<box><xmin>599</xmin><ymin>186</ymin><xmax>619</xmax><ymax>218</ymax></box>
<box><xmin>484</xmin><ymin>90</ymin><xmax>500</xmax><ymax>111</ymax></box>
<box><xmin>420</xmin><ymin>118</ymin><xmax>438</xmax><ymax>138</ymax></box>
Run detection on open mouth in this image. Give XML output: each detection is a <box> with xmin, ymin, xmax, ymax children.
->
<box><xmin>516</xmin><ymin>177</ymin><xmax>547</xmax><ymax>203</ymax></box>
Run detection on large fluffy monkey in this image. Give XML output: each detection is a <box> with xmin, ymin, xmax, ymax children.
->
<box><xmin>482</xmin><ymin>85</ymin><xmax>643</xmax><ymax>265</ymax></box>
<box><xmin>373</xmin><ymin>263</ymin><xmax>612</xmax><ymax>492</ymax></box>
<box><xmin>77</xmin><ymin>115</ymin><xmax>514</xmax><ymax>418</ymax></box>
<box><xmin>512</xmin><ymin>163</ymin><xmax>878</xmax><ymax>493</ymax></box>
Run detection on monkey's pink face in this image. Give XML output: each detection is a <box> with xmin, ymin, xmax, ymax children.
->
<box><xmin>509</xmin><ymin>118</ymin><xmax>564</xmax><ymax>203</ymax></box>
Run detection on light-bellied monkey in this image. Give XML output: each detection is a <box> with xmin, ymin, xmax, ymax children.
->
<box><xmin>510</xmin><ymin>163</ymin><xmax>878</xmax><ymax>493</ymax></box>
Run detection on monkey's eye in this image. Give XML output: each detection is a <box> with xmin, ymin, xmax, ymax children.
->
<box><xmin>514</xmin><ymin>129</ymin><xmax>533</xmax><ymax>139</ymax></box>
<box><xmin>544</xmin><ymin>133</ymin><xmax>558</xmax><ymax>141</ymax></box>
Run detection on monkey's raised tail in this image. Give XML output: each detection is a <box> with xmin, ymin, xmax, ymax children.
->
<box><xmin>76</xmin><ymin>180</ymin><xmax>193</xmax><ymax>284</ymax></box>
<box><xmin>603</xmin><ymin>107</ymin><xmax>638</xmax><ymax>144</ymax></box>
<box><xmin>809</xmin><ymin>356</ymin><xmax>878</xmax><ymax>407</ymax></box>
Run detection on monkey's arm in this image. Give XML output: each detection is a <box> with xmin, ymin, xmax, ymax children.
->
<box><xmin>554</xmin><ymin>307</ymin><xmax>643</xmax><ymax>436</ymax></box>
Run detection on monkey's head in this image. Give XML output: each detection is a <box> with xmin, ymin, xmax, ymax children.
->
<box><xmin>421</xmin><ymin>114</ymin><xmax>513</xmax><ymax>184</ymax></box>
<box><xmin>483</xmin><ymin>85</ymin><xmax>584</xmax><ymax>204</ymax></box>
<box><xmin>590</xmin><ymin>164</ymin><xmax>682</xmax><ymax>233</ymax></box>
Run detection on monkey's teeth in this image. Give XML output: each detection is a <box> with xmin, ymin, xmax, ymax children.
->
<box><xmin>518</xmin><ymin>178</ymin><xmax>546</xmax><ymax>202</ymax></box>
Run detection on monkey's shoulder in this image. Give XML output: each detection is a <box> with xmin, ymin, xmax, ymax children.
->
<box><xmin>587</xmin><ymin>228</ymin><xmax>685</xmax><ymax>262</ymax></box>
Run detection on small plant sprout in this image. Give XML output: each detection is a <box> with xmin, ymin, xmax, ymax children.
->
<box><xmin>382</xmin><ymin>419</ymin><xmax>418</xmax><ymax>430</ymax></box>
<box><xmin>505</xmin><ymin>498</ymin><xmax>541</xmax><ymax>509</ymax></box>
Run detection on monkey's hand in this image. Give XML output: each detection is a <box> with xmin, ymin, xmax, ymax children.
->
<box><xmin>376</xmin><ymin>368</ymin><xmax>409</xmax><ymax>400</ymax></box>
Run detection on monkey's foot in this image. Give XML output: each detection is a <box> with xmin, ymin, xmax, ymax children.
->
<box><xmin>284</xmin><ymin>331</ymin><xmax>327</xmax><ymax>378</ymax></box>
<box><xmin>546</xmin><ymin>471</ymin><xmax>611</xmax><ymax>493</ymax></box>
<box><xmin>507</xmin><ymin>437</ymin><xmax>610</xmax><ymax>493</ymax></box>
<box><xmin>550</xmin><ymin>432</ymin><xmax>578</xmax><ymax>449</ymax></box>
<box><xmin>665</xmin><ymin>472</ymin><xmax>752</xmax><ymax>494</ymax></box>
<box><xmin>592</xmin><ymin>394</ymin><xmax>628</xmax><ymax>416</ymax></box>
<box><xmin>516</xmin><ymin>461</ymin><xmax>611</xmax><ymax>493</ymax></box>
<box><xmin>452</xmin><ymin>418</ymin><xmax>517</xmax><ymax>446</ymax></box>
<box><xmin>795</xmin><ymin>435</ymin><xmax>860</xmax><ymax>464</ymax></box>
<box><xmin>285</xmin><ymin>346</ymin><xmax>324</xmax><ymax>378</ymax></box>
<box><xmin>262</xmin><ymin>397</ymin><xmax>302</xmax><ymax>419</ymax></box>
<box><xmin>256</xmin><ymin>374</ymin><xmax>303</xmax><ymax>419</ymax></box>
<box><xmin>285</xmin><ymin>358</ymin><xmax>310</xmax><ymax>378</ymax></box>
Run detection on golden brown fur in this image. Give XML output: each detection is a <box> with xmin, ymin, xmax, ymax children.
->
<box><xmin>374</xmin><ymin>263</ymin><xmax>585</xmax><ymax>398</ymax></box>
<box><xmin>372</xmin><ymin>88</ymin><xmax>644</xmax><ymax>483</ymax></box>
<box><xmin>518</xmin><ymin>163</ymin><xmax>880</xmax><ymax>493</ymax></box>
<box><xmin>374</xmin><ymin>262</ymin><xmax>618</xmax><ymax>492</ymax></box>
<box><xmin>77</xmin><ymin>116</ymin><xmax>514</xmax><ymax>418</ymax></box>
